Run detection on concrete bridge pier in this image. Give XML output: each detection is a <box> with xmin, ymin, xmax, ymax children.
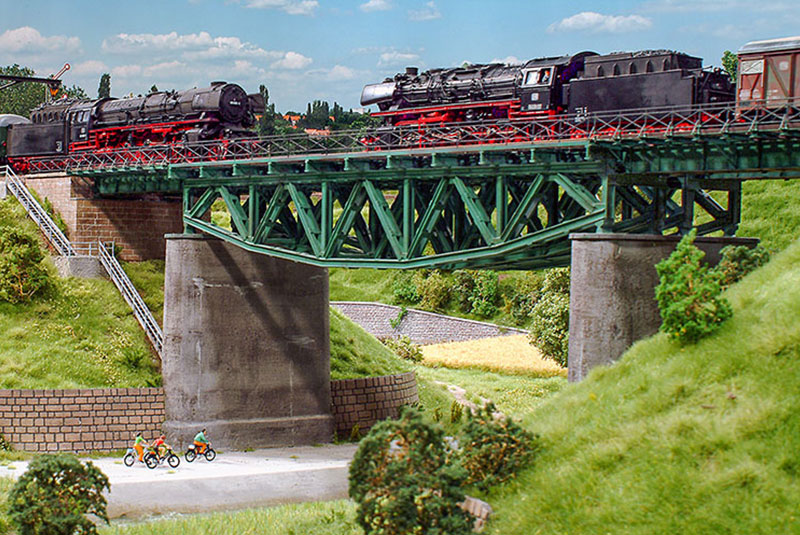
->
<box><xmin>162</xmin><ymin>234</ymin><xmax>334</xmax><ymax>450</ymax></box>
<box><xmin>567</xmin><ymin>233</ymin><xmax>758</xmax><ymax>382</ymax></box>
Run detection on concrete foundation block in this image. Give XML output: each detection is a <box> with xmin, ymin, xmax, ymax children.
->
<box><xmin>0</xmin><ymin>180</ymin><xmax>7</xmax><ymax>199</ymax></box>
<box><xmin>162</xmin><ymin>235</ymin><xmax>334</xmax><ymax>450</ymax></box>
<box><xmin>52</xmin><ymin>255</ymin><xmax>106</xmax><ymax>279</ymax></box>
<box><xmin>568</xmin><ymin>233</ymin><xmax>759</xmax><ymax>382</ymax></box>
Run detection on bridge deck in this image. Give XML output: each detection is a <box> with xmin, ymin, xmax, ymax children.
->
<box><xmin>18</xmin><ymin>102</ymin><xmax>800</xmax><ymax>269</ymax></box>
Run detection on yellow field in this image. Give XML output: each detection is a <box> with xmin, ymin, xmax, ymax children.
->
<box><xmin>421</xmin><ymin>335</ymin><xmax>566</xmax><ymax>377</ymax></box>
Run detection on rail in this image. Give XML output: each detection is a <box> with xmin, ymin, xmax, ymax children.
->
<box><xmin>97</xmin><ymin>242</ymin><xmax>163</xmax><ymax>359</ymax></box>
<box><xmin>14</xmin><ymin>99</ymin><xmax>800</xmax><ymax>174</ymax></box>
<box><xmin>1</xmin><ymin>165</ymin><xmax>75</xmax><ymax>255</ymax></box>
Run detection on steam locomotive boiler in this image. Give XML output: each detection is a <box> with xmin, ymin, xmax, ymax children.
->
<box><xmin>361</xmin><ymin>49</ymin><xmax>735</xmax><ymax>127</ymax></box>
<box><xmin>4</xmin><ymin>81</ymin><xmax>264</xmax><ymax>168</ymax></box>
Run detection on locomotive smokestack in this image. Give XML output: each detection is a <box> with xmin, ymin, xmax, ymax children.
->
<box><xmin>405</xmin><ymin>67</ymin><xmax>419</xmax><ymax>76</ymax></box>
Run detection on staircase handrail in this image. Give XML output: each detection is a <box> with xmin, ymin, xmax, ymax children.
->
<box><xmin>1</xmin><ymin>165</ymin><xmax>75</xmax><ymax>256</ymax></box>
<box><xmin>97</xmin><ymin>241</ymin><xmax>164</xmax><ymax>359</ymax></box>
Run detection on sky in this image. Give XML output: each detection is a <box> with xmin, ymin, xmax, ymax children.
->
<box><xmin>1</xmin><ymin>0</ymin><xmax>799</xmax><ymax>112</ymax></box>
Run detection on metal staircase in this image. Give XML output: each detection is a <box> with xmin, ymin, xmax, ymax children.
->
<box><xmin>1</xmin><ymin>165</ymin><xmax>75</xmax><ymax>256</ymax></box>
<box><xmin>1</xmin><ymin>165</ymin><xmax>163</xmax><ymax>358</ymax></box>
<box><xmin>98</xmin><ymin>243</ymin><xmax>163</xmax><ymax>357</ymax></box>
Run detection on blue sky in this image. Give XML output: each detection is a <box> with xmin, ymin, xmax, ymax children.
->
<box><xmin>1</xmin><ymin>0</ymin><xmax>799</xmax><ymax>112</ymax></box>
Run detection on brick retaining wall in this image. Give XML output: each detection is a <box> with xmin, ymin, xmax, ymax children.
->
<box><xmin>330</xmin><ymin>372</ymin><xmax>419</xmax><ymax>438</ymax></box>
<box><xmin>0</xmin><ymin>373</ymin><xmax>418</xmax><ymax>452</ymax></box>
<box><xmin>0</xmin><ymin>388</ymin><xmax>164</xmax><ymax>452</ymax></box>
<box><xmin>23</xmin><ymin>174</ymin><xmax>183</xmax><ymax>261</ymax></box>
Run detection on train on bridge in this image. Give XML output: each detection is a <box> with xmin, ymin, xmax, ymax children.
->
<box><xmin>1</xmin><ymin>36</ymin><xmax>798</xmax><ymax>172</ymax></box>
<box><xmin>1</xmin><ymin>82</ymin><xmax>263</xmax><ymax>172</ymax></box>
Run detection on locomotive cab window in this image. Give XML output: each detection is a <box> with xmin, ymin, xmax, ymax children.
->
<box><xmin>523</xmin><ymin>68</ymin><xmax>553</xmax><ymax>86</ymax></box>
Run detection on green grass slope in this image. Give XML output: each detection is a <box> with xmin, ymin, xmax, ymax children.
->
<box><xmin>487</xmin><ymin>238</ymin><xmax>800</xmax><ymax>534</ymax></box>
<box><xmin>739</xmin><ymin>180</ymin><xmax>800</xmax><ymax>251</ymax></box>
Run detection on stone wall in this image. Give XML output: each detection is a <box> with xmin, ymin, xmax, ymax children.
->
<box><xmin>0</xmin><ymin>388</ymin><xmax>164</xmax><ymax>453</ymax></box>
<box><xmin>23</xmin><ymin>173</ymin><xmax>182</xmax><ymax>261</ymax></box>
<box><xmin>332</xmin><ymin>302</ymin><xmax>526</xmax><ymax>345</ymax></box>
<box><xmin>330</xmin><ymin>372</ymin><xmax>419</xmax><ymax>438</ymax></box>
<box><xmin>0</xmin><ymin>373</ymin><xmax>418</xmax><ymax>452</ymax></box>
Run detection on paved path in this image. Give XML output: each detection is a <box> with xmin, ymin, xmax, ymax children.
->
<box><xmin>0</xmin><ymin>444</ymin><xmax>358</xmax><ymax>519</ymax></box>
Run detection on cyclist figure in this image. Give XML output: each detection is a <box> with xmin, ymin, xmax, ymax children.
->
<box><xmin>152</xmin><ymin>434</ymin><xmax>166</xmax><ymax>458</ymax></box>
<box><xmin>133</xmin><ymin>431</ymin><xmax>146</xmax><ymax>462</ymax></box>
<box><xmin>193</xmin><ymin>428</ymin><xmax>209</xmax><ymax>454</ymax></box>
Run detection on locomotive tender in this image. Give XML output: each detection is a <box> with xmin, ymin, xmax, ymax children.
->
<box><xmin>1</xmin><ymin>81</ymin><xmax>264</xmax><ymax>167</ymax></box>
<box><xmin>361</xmin><ymin>49</ymin><xmax>736</xmax><ymax>126</ymax></box>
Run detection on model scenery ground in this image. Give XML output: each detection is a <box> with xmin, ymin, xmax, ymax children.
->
<box><xmin>0</xmin><ymin>180</ymin><xmax>798</xmax><ymax>533</ymax></box>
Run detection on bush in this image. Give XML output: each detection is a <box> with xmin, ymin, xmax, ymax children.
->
<box><xmin>458</xmin><ymin>404</ymin><xmax>539</xmax><ymax>491</ymax></box>
<box><xmin>414</xmin><ymin>269</ymin><xmax>451</xmax><ymax>311</ymax></box>
<box><xmin>503</xmin><ymin>271</ymin><xmax>545</xmax><ymax>325</ymax></box>
<box><xmin>453</xmin><ymin>270</ymin><xmax>499</xmax><ymax>318</ymax></box>
<box><xmin>8</xmin><ymin>454</ymin><xmax>110</xmax><ymax>535</ymax></box>
<box><xmin>0</xmin><ymin>225</ymin><xmax>51</xmax><ymax>303</ymax></box>
<box><xmin>348</xmin><ymin>407</ymin><xmax>471</xmax><ymax>535</ymax></box>
<box><xmin>655</xmin><ymin>231</ymin><xmax>733</xmax><ymax>344</ymax></box>
<box><xmin>382</xmin><ymin>336</ymin><xmax>424</xmax><ymax>362</ymax></box>
<box><xmin>392</xmin><ymin>272</ymin><xmax>420</xmax><ymax>304</ymax></box>
<box><xmin>714</xmin><ymin>244</ymin><xmax>770</xmax><ymax>289</ymax></box>
<box><xmin>528</xmin><ymin>268</ymin><xmax>571</xmax><ymax>367</ymax></box>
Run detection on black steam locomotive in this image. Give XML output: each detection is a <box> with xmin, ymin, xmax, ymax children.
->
<box><xmin>361</xmin><ymin>49</ymin><xmax>735</xmax><ymax>126</ymax></box>
<box><xmin>2</xmin><ymin>81</ymin><xmax>264</xmax><ymax>170</ymax></box>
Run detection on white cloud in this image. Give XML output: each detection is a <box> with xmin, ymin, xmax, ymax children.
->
<box><xmin>71</xmin><ymin>60</ymin><xmax>108</xmax><ymax>76</ymax></box>
<box><xmin>0</xmin><ymin>26</ymin><xmax>80</xmax><ymax>55</ymax></box>
<box><xmin>327</xmin><ymin>65</ymin><xmax>357</xmax><ymax>80</ymax></box>
<box><xmin>111</xmin><ymin>64</ymin><xmax>143</xmax><ymax>78</ymax></box>
<box><xmin>102</xmin><ymin>31</ymin><xmax>279</xmax><ymax>61</ymax></box>
<box><xmin>271</xmin><ymin>51</ymin><xmax>313</xmax><ymax>69</ymax></box>
<box><xmin>242</xmin><ymin>0</ymin><xmax>318</xmax><ymax>15</ymax></box>
<box><xmin>360</xmin><ymin>0</ymin><xmax>392</xmax><ymax>12</ymax></box>
<box><xmin>547</xmin><ymin>12</ymin><xmax>652</xmax><ymax>33</ymax></box>
<box><xmin>491</xmin><ymin>55</ymin><xmax>523</xmax><ymax>65</ymax></box>
<box><xmin>408</xmin><ymin>1</ymin><xmax>441</xmax><ymax>21</ymax></box>
<box><xmin>378</xmin><ymin>51</ymin><xmax>420</xmax><ymax>66</ymax></box>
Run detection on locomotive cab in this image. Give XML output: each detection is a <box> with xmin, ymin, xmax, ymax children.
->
<box><xmin>518</xmin><ymin>52</ymin><xmax>596</xmax><ymax>116</ymax></box>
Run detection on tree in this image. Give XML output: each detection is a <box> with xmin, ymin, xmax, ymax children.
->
<box><xmin>257</xmin><ymin>84</ymin><xmax>277</xmax><ymax>136</ymax></box>
<box><xmin>8</xmin><ymin>454</ymin><xmax>110</xmax><ymax>535</ymax></box>
<box><xmin>655</xmin><ymin>230</ymin><xmax>732</xmax><ymax>344</ymax></box>
<box><xmin>0</xmin><ymin>64</ymin><xmax>46</xmax><ymax>116</ymax></box>
<box><xmin>97</xmin><ymin>73</ymin><xmax>111</xmax><ymax>99</ymax></box>
<box><xmin>148</xmin><ymin>84</ymin><xmax>159</xmax><ymax>94</ymax></box>
<box><xmin>722</xmin><ymin>50</ymin><xmax>738</xmax><ymax>83</ymax></box>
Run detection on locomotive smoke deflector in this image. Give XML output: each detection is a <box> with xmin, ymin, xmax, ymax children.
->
<box><xmin>361</xmin><ymin>82</ymin><xmax>397</xmax><ymax>106</ymax></box>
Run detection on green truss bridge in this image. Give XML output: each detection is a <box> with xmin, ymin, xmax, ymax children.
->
<box><xmin>29</xmin><ymin>102</ymin><xmax>800</xmax><ymax>270</ymax></box>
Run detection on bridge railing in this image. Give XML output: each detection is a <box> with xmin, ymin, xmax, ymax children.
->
<box><xmin>15</xmin><ymin>98</ymin><xmax>800</xmax><ymax>174</ymax></box>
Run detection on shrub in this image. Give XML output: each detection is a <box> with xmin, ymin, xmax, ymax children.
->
<box><xmin>458</xmin><ymin>404</ymin><xmax>539</xmax><ymax>491</ymax></box>
<box><xmin>503</xmin><ymin>271</ymin><xmax>545</xmax><ymax>325</ymax></box>
<box><xmin>8</xmin><ymin>454</ymin><xmax>110</xmax><ymax>535</ymax></box>
<box><xmin>382</xmin><ymin>336</ymin><xmax>424</xmax><ymax>362</ymax></box>
<box><xmin>414</xmin><ymin>269</ymin><xmax>451</xmax><ymax>311</ymax></box>
<box><xmin>528</xmin><ymin>268</ymin><xmax>571</xmax><ymax>367</ymax></box>
<box><xmin>454</xmin><ymin>270</ymin><xmax>499</xmax><ymax>318</ymax></box>
<box><xmin>714</xmin><ymin>244</ymin><xmax>770</xmax><ymax>289</ymax></box>
<box><xmin>392</xmin><ymin>272</ymin><xmax>420</xmax><ymax>304</ymax></box>
<box><xmin>348</xmin><ymin>407</ymin><xmax>471</xmax><ymax>535</ymax></box>
<box><xmin>655</xmin><ymin>230</ymin><xmax>733</xmax><ymax>344</ymax></box>
<box><xmin>0</xmin><ymin>225</ymin><xmax>51</xmax><ymax>303</ymax></box>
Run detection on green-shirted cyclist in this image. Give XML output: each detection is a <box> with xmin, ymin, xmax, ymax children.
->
<box><xmin>193</xmin><ymin>428</ymin><xmax>209</xmax><ymax>454</ymax></box>
<box><xmin>133</xmin><ymin>431</ymin><xmax>147</xmax><ymax>461</ymax></box>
